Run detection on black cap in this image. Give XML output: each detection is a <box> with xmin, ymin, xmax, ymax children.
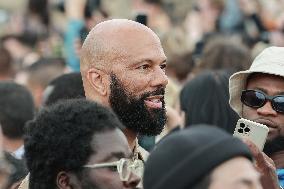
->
<box><xmin>143</xmin><ymin>125</ymin><xmax>252</xmax><ymax>189</ymax></box>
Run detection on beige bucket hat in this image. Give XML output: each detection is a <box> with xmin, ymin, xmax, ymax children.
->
<box><xmin>229</xmin><ymin>46</ymin><xmax>284</xmax><ymax>116</ymax></box>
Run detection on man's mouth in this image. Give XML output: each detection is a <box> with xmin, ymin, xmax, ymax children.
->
<box><xmin>144</xmin><ymin>95</ymin><xmax>163</xmax><ymax>109</ymax></box>
<box><xmin>254</xmin><ymin>118</ymin><xmax>279</xmax><ymax>134</ymax></box>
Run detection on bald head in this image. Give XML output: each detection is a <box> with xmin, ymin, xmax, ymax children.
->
<box><xmin>80</xmin><ymin>19</ymin><xmax>161</xmax><ymax>71</ymax></box>
<box><xmin>80</xmin><ymin>19</ymin><xmax>167</xmax><ymax>108</ymax></box>
<box><xmin>80</xmin><ymin>19</ymin><xmax>165</xmax><ymax>104</ymax></box>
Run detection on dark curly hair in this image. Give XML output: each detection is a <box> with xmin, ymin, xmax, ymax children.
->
<box><xmin>24</xmin><ymin>99</ymin><xmax>125</xmax><ymax>189</ymax></box>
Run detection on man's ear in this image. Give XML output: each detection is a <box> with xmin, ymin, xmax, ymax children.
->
<box><xmin>57</xmin><ymin>172</ymin><xmax>71</xmax><ymax>189</ymax></box>
<box><xmin>87</xmin><ymin>68</ymin><xmax>108</xmax><ymax>96</ymax></box>
<box><xmin>57</xmin><ymin>172</ymin><xmax>83</xmax><ymax>189</ymax></box>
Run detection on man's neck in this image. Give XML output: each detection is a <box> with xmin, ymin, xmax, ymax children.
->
<box><xmin>123</xmin><ymin>128</ymin><xmax>138</xmax><ymax>151</ymax></box>
<box><xmin>2</xmin><ymin>137</ymin><xmax>23</xmax><ymax>153</ymax></box>
<box><xmin>270</xmin><ymin>150</ymin><xmax>284</xmax><ymax>169</ymax></box>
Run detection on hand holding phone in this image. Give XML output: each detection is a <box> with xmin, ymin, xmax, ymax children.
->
<box><xmin>233</xmin><ymin>118</ymin><xmax>269</xmax><ymax>151</ymax></box>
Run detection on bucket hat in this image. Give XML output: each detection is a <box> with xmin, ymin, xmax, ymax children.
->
<box><xmin>229</xmin><ymin>46</ymin><xmax>284</xmax><ymax>116</ymax></box>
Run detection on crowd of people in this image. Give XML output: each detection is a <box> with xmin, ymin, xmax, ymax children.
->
<box><xmin>1</xmin><ymin>0</ymin><xmax>284</xmax><ymax>189</ymax></box>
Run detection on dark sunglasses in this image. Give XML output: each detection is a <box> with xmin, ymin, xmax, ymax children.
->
<box><xmin>241</xmin><ymin>89</ymin><xmax>284</xmax><ymax>113</ymax></box>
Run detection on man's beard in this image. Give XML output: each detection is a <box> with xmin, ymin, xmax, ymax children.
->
<box><xmin>109</xmin><ymin>74</ymin><xmax>166</xmax><ymax>136</ymax></box>
<box><xmin>263</xmin><ymin>136</ymin><xmax>284</xmax><ymax>156</ymax></box>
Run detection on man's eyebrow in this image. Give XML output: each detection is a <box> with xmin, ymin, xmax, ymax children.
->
<box><xmin>254</xmin><ymin>87</ymin><xmax>284</xmax><ymax>95</ymax></box>
<box><xmin>160</xmin><ymin>59</ymin><xmax>167</xmax><ymax>64</ymax></box>
<box><xmin>132</xmin><ymin>58</ymin><xmax>167</xmax><ymax>66</ymax></box>
<box><xmin>234</xmin><ymin>178</ymin><xmax>254</xmax><ymax>186</ymax></box>
<box><xmin>254</xmin><ymin>87</ymin><xmax>268</xmax><ymax>93</ymax></box>
<box><xmin>99</xmin><ymin>152</ymin><xmax>129</xmax><ymax>163</ymax></box>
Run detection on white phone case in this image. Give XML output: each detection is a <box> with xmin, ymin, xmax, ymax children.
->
<box><xmin>233</xmin><ymin>118</ymin><xmax>269</xmax><ymax>151</ymax></box>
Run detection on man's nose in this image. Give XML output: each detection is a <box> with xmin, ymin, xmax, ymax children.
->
<box><xmin>256</xmin><ymin>101</ymin><xmax>277</xmax><ymax>116</ymax></box>
<box><xmin>150</xmin><ymin>67</ymin><xmax>168</xmax><ymax>88</ymax></box>
<box><xmin>123</xmin><ymin>172</ymin><xmax>141</xmax><ymax>189</ymax></box>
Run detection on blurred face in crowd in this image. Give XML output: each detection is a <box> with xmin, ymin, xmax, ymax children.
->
<box><xmin>242</xmin><ymin>73</ymin><xmax>284</xmax><ymax>155</ymax></box>
<box><xmin>64</xmin><ymin>129</ymin><xmax>140</xmax><ymax>189</ymax></box>
<box><xmin>208</xmin><ymin>157</ymin><xmax>262</xmax><ymax>189</ymax></box>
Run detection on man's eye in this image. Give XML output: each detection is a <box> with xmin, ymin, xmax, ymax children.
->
<box><xmin>108</xmin><ymin>166</ymin><xmax>117</xmax><ymax>172</ymax></box>
<box><xmin>160</xmin><ymin>64</ymin><xmax>167</xmax><ymax>70</ymax></box>
<box><xmin>138</xmin><ymin>65</ymin><xmax>150</xmax><ymax>70</ymax></box>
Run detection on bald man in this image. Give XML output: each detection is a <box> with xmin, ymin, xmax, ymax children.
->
<box><xmin>80</xmin><ymin>19</ymin><xmax>168</xmax><ymax>161</ymax></box>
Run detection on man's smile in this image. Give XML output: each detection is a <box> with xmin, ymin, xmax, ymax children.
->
<box><xmin>144</xmin><ymin>95</ymin><xmax>164</xmax><ymax>109</ymax></box>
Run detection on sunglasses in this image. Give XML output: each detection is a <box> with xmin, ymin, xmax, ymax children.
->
<box><xmin>241</xmin><ymin>89</ymin><xmax>284</xmax><ymax>113</ymax></box>
<box><xmin>83</xmin><ymin>158</ymin><xmax>144</xmax><ymax>181</ymax></box>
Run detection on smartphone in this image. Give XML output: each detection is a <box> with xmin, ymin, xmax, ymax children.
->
<box><xmin>233</xmin><ymin>118</ymin><xmax>269</xmax><ymax>151</ymax></box>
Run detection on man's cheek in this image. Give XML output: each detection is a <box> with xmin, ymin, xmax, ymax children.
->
<box><xmin>241</xmin><ymin>107</ymin><xmax>248</xmax><ymax>119</ymax></box>
<box><xmin>242</xmin><ymin>106</ymin><xmax>255</xmax><ymax>119</ymax></box>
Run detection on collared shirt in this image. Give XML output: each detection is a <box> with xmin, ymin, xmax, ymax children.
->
<box><xmin>12</xmin><ymin>145</ymin><xmax>24</xmax><ymax>159</ymax></box>
<box><xmin>137</xmin><ymin>144</ymin><xmax>149</xmax><ymax>162</ymax></box>
<box><xmin>134</xmin><ymin>140</ymin><xmax>149</xmax><ymax>189</ymax></box>
<box><xmin>18</xmin><ymin>174</ymin><xmax>29</xmax><ymax>189</ymax></box>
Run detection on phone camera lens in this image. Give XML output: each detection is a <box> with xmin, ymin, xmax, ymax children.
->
<box><xmin>244</xmin><ymin>127</ymin><xmax>250</xmax><ymax>132</ymax></box>
<box><xmin>238</xmin><ymin>129</ymin><xmax>243</xmax><ymax>133</ymax></box>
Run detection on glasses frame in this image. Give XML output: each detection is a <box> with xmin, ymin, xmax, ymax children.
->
<box><xmin>241</xmin><ymin>89</ymin><xmax>284</xmax><ymax>113</ymax></box>
<box><xmin>83</xmin><ymin>158</ymin><xmax>143</xmax><ymax>181</ymax></box>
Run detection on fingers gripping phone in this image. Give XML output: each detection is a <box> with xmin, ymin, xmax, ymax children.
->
<box><xmin>233</xmin><ymin>118</ymin><xmax>269</xmax><ymax>151</ymax></box>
